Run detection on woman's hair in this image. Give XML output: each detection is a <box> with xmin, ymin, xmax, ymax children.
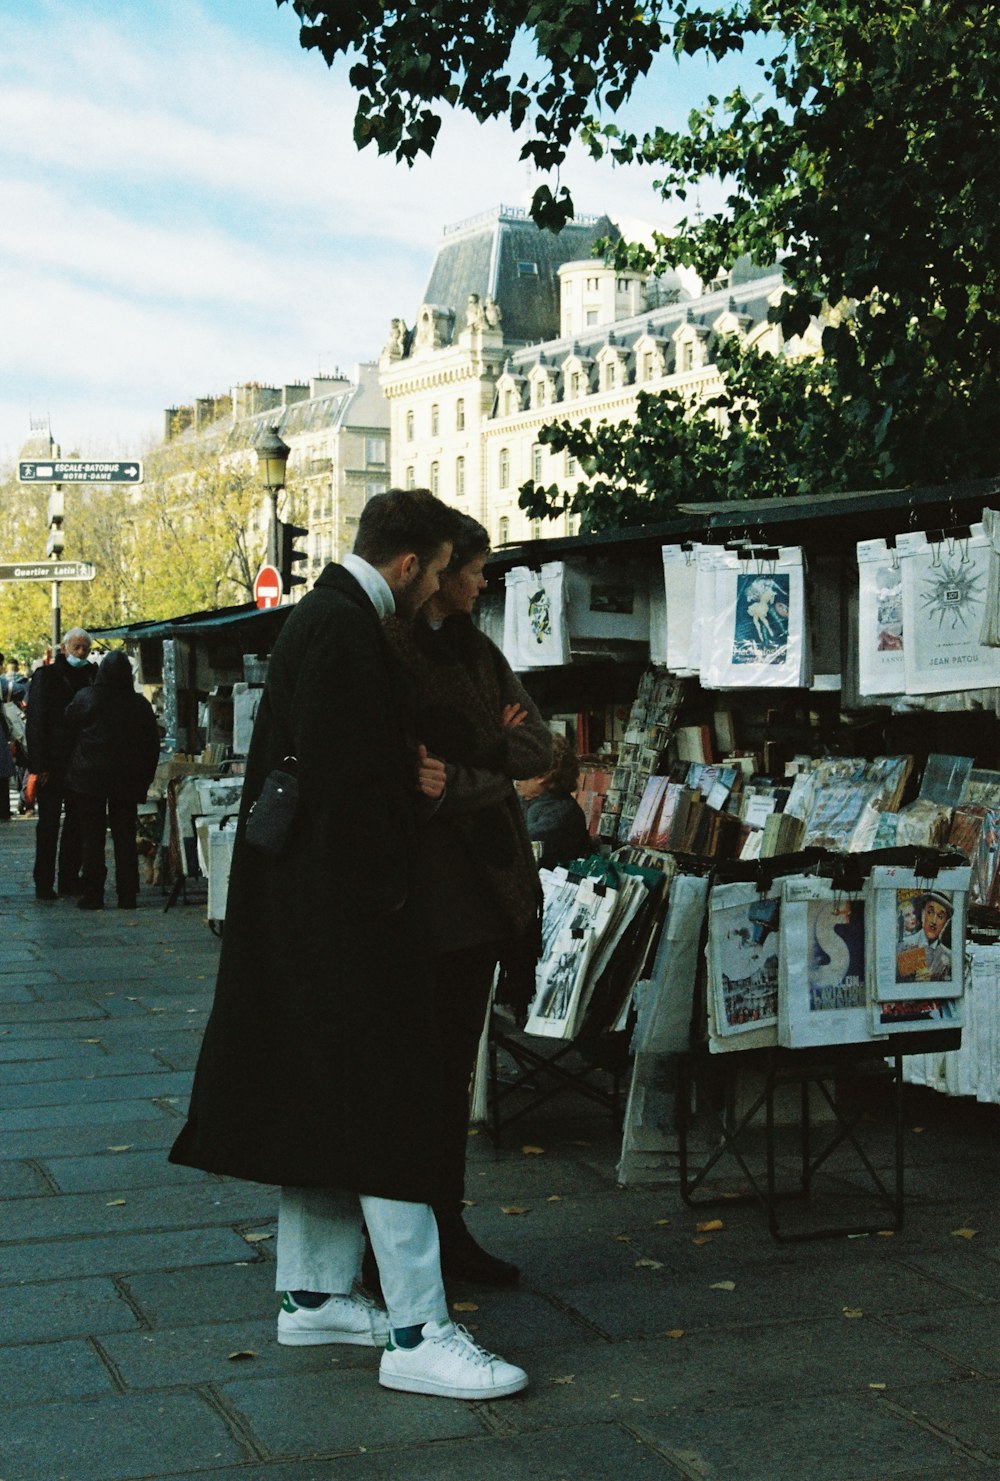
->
<box><xmin>543</xmin><ymin>734</ymin><xmax>581</xmax><ymax>795</ymax></box>
<box><xmin>445</xmin><ymin>513</ymin><xmax>491</xmax><ymax>573</ymax></box>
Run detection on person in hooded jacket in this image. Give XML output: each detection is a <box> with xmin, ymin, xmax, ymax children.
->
<box><xmin>64</xmin><ymin>651</ymin><xmax>161</xmax><ymax>910</ymax></box>
<box><xmin>26</xmin><ymin>628</ymin><xmax>96</xmax><ymax>898</ymax></box>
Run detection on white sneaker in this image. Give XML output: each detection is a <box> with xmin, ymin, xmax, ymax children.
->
<box><xmin>379</xmin><ymin>1320</ymin><xmax>528</xmax><ymax>1400</ymax></box>
<box><xmin>277</xmin><ymin>1290</ymin><xmax>390</xmax><ymax>1347</ymax></box>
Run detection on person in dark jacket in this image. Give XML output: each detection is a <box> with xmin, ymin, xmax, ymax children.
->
<box><xmin>516</xmin><ymin>734</ymin><xmax>592</xmax><ymax>870</ymax></box>
<box><xmin>170</xmin><ymin>490</ymin><xmax>528</xmax><ymax>1403</ymax></box>
<box><xmin>64</xmin><ymin>651</ymin><xmax>161</xmax><ymax>910</ymax></box>
<box><xmin>26</xmin><ymin>629</ymin><xmax>96</xmax><ymax>900</ymax></box>
<box><xmin>384</xmin><ymin>514</ymin><xmax>551</xmax><ymax>1287</ymax></box>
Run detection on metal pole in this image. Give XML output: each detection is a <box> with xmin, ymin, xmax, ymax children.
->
<box><xmin>51</xmin><ymin>580</ymin><xmax>61</xmax><ymax>652</ymax></box>
<box><xmin>268</xmin><ymin>488</ymin><xmax>279</xmax><ymax>568</ymax></box>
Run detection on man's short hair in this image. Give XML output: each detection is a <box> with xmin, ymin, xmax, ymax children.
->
<box><xmin>62</xmin><ymin>627</ymin><xmax>92</xmax><ymax>648</ymax></box>
<box><xmin>354</xmin><ymin>489</ymin><xmax>456</xmax><ymax>567</ymax></box>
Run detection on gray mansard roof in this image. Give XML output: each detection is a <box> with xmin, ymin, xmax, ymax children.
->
<box><xmin>419</xmin><ymin>205</ymin><xmax>620</xmax><ymax>346</ymax></box>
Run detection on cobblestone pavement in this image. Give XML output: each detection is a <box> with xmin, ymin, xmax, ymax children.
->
<box><xmin>1</xmin><ymin>812</ymin><xmax>999</xmax><ymax>1481</ymax></box>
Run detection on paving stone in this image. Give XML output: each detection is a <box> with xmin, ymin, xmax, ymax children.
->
<box><xmin>0</xmin><ymin>1336</ymin><xmax>118</xmax><ymax>1405</ymax></box>
<box><xmin>0</xmin><ymin>1048</ymin><xmax>168</xmax><ymax>1084</ymax></box>
<box><xmin>0</xmin><ymin>1390</ymin><xmax>246</xmax><ymax>1481</ymax></box>
<box><xmin>0</xmin><ymin>982</ymin><xmax>40</xmax><ymax>1004</ymax></box>
<box><xmin>635</xmin><ymin>1388</ymin><xmax>979</xmax><ymax>1480</ymax></box>
<box><xmin>885</xmin><ymin>1304</ymin><xmax>1000</xmax><ymax>1376</ymax></box>
<box><xmin>0</xmin><ymin>1276</ymin><xmax>144</xmax><ymax>1343</ymax></box>
<box><xmin>0</xmin><ymin>1225</ymin><xmax>258</xmax><ymax>1283</ymax></box>
<box><xmin>219</xmin><ymin>1367</ymin><xmax>484</xmax><ymax>1455</ymax></box>
<box><xmin>0</xmin><ymin>1160</ymin><xmax>49</xmax><ymax>1197</ymax></box>
<box><xmin>121</xmin><ymin>1260</ymin><xmax>280</xmax><ymax>1329</ymax></box>
<box><xmin>891</xmin><ymin>1375</ymin><xmax>1000</xmax><ymax>1458</ymax></box>
<box><xmin>0</xmin><ymin>1068</ymin><xmax>193</xmax><ymax>1110</ymax></box>
<box><xmin>40</xmin><ymin>1148</ymin><xmax>217</xmax><ymax>1194</ymax></box>
<box><xmin>0</xmin><ymin>1114</ymin><xmax>183</xmax><ymax>1162</ymax></box>
<box><xmin>0</xmin><ymin>1180</ymin><xmax>275</xmax><ymax>1241</ymax></box>
<box><xmin>100</xmin><ymin>1317</ymin><xmax>383</xmax><ymax>1388</ymax></box>
<box><xmin>0</xmin><ymin>1098</ymin><xmax>174</xmax><ymax>1132</ymax></box>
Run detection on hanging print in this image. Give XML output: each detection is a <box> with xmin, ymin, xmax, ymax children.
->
<box><xmin>898</xmin><ymin>525</ymin><xmax>1000</xmax><ymax>693</ymax></box>
<box><xmin>733</xmin><ymin>572</ymin><xmax>790</xmax><ymax>665</ymax></box>
<box><xmin>857</xmin><ymin>538</ymin><xmax>905</xmax><ymax>695</ymax></box>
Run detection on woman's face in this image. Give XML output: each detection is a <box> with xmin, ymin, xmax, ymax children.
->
<box><xmin>432</xmin><ymin>554</ymin><xmax>489</xmax><ymax>618</ymax></box>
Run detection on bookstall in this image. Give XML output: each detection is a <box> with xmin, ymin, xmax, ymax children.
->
<box><xmin>483</xmin><ymin>476</ymin><xmax>1000</xmax><ymax>1223</ymax></box>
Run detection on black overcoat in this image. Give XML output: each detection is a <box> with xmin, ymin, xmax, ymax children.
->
<box><xmin>169</xmin><ymin>564</ymin><xmax>443</xmax><ymax>1200</ymax></box>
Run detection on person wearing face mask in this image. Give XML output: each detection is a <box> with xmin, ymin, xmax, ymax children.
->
<box><xmin>383</xmin><ymin>513</ymin><xmax>552</xmax><ymax>1288</ymax></box>
<box><xmin>26</xmin><ymin>628</ymin><xmax>96</xmax><ymax>901</ymax></box>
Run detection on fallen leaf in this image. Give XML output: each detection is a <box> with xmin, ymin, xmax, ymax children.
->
<box><xmin>452</xmin><ymin>1301</ymin><xmax>479</xmax><ymax>1313</ymax></box>
<box><xmin>952</xmin><ymin>1227</ymin><xmax>977</xmax><ymax>1240</ymax></box>
<box><xmin>106</xmin><ymin>1200</ymin><xmax>126</xmax><ymax>1208</ymax></box>
<box><xmin>654</xmin><ymin>1218</ymin><xmax>671</xmax><ymax>1227</ymax></box>
<box><xmin>843</xmin><ymin>1308</ymin><xmax>864</xmax><ymax>1318</ymax></box>
<box><xmin>501</xmin><ymin>1206</ymin><xmax>530</xmax><ymax>1216</ymax></box>
<box><xmin>711</xmin><ymin>1281</ymin><xmax>736</xmax><ymax>1291</ymax></box>
<box><xmin>664</xmin><ymin>1329</ymin><xmax>685</xmax><ymax>1340</ymax></box>
<box><xmin>467</xmin><ymin>1128</ymin><xmax>479</xmax><ymax>1137</ymax></box>
<box><xmin>228</xmin><ymin>1350</ymin><xmax>256</xmax><ymax>1361</ymax></box>
<box><xmin>80</xmin><ymin>1038</ymin><xmax>101</xmax><ymax>1044</ymax></box>
<box><xmin>107</xmin><ymin>1145</ymin><xmax>133</xmax><ymax>1153</ymax></box>
<box><xmin>547</xmin><ymin>1195</ymin><xmax>563</xmax><ymax>1202</ymax></box>
<box><xmin>615</xmin><ymin>1234</ymin><xmax>634</xmax><ymax>1244</ymax></box>
<box><xmin>869</xmin><ymin>1383</ymin><xmax>886</xmax><ymax>1390</ymax></box>
<box><xmin>551</xmin><ymin>1375</ymin><xmax>575</xmax><ymax>1385</ymax></box>
<box><xmin>461</xmin><ymin>1199</ymin><xmax>476</xmax><ymax>1208</ymax></box>
<box><xmin>243</xmin><ymin>1231</ymin><xmax>273</xmax><ymax>1244</ymax></box>
<box><xmin>692</xmin><ymin>1235</ymin><xmax>713</xmax><ymax>1246</ymax></box>
<box><xmin>696</xmin><ymin>1219</ymin><xmax>724</xmax><ymax>1233</ymax></box>
<box><xmin>877</xmin><ymin>1230</ymin><xmax>896</xmax><ymax>1237</ymax></box>
<box><xmin>631</xmin><ymin>1397</ymin><xmax>646</xmax><ymax>1403</ymax></box>
<box><xmin>635</xmin><ymin>1258</ymin><xmax>664</xmax><ymax>1270</ymax></box>
<box><xmin>521</xmin><ymin>1145</ymin><xmax>545</xmax><ymax>1156</ymax></box>
<box><xmin>911</xmin><ymin>1126</ymin><xmax>925</xmax><ymax>1134</ymax></box>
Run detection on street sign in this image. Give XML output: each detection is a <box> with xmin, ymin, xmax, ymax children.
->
<box><xmin>18</xmin><ymin>460</ymin><xmax>143</xmax><ymax>484</ymax></box>
<box><xmin>0</xmin><ymin>561</ymin><xmax>96</xmax><ymax>582</ymax></box>
<box><xmin>254</xmin><ymin>564</ymin><xmax>282</xmax><ymax>609</ymax></box>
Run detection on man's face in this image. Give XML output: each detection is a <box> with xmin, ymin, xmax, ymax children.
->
<box><xmin>64</xmin><ymin>635</ymin><xmax>91</xmax><ymax>661</ymax></box>
<box><xmin>922</xmin><ymin>899</ymin><xmax>950</xmax><ymax>942</ymax></box>
<box><xmin>396</xmin><ymin>542</ymin><xmax>452</xmax><ymax>619</ymax></box>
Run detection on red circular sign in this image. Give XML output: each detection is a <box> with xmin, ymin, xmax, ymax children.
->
<box><xmin>254</xmin><ymin>564</ymin><xmax>282</xmax><ymax>609</ymax></box>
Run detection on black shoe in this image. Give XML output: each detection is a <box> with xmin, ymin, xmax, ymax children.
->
<box><xmin>118</xmin><ymin>897</ymin><xmax>138</xmax><ymax>910</ymax></box>
<box><xmin>77</xmin><ymin>896</ymin><xmax>104</xmax><ymax>911</ymax></box>
<box><xmin>58</xmin><ymin>878</ymin><xmax>83</xmax><ymax>896</ymax></box>
<box><xmin>436</xmin><ymin>1214</ymin><xmax>520</xmax><ymax>1286</ymax></box>
<box><xmin>34</xmin><ymin>887</ymin><xmax>58</xmax><ymax>902</ymax></box>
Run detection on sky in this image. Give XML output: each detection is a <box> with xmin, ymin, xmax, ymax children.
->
<box><xmin>0</xmin><ymin>0</ymin><xmax>770</xmax><ymax>470</ymax></box>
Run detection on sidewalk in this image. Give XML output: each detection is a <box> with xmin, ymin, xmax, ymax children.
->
<box><xmin>2</xmin><ymin>811</ymin><xmax>1000</xmax><ymax>1481</ymax></box>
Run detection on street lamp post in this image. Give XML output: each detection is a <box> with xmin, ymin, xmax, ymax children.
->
<box><xmin>255</xmin><ymin>427</ymin><xmax>290</xmax><ymax>569</ymax></box>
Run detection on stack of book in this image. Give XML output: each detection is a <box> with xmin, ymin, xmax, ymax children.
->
<box><xmin>592</xmin><ymin>670</ymin><xmax>687</xmax><ymax>843</ymax></box>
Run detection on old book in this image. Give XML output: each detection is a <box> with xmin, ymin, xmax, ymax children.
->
<box><xmin>864</xmin><ymin>755</ymin><xmax>914</xmax><ymax>812</ymax></box>
<box><xmin>649</xmin><ymin>781</ymin><xmax>683</xmax><ymax>850</ymax></box>
<box><xmin>627</xmin><ymin>775</ymin><xmax>669</xmax><ymax>847</ymax></box>
<box><xmin>674</xmin><ymin>724</ymin><xmax>713</xmax><ymax>764</ymax></box>
<box><xmin>919</xmin><ymin>753</ymin><xmax>974</xmax><ymax>808</ymax></box>
<box><xmin>961</xmin><ymin>768</ymin><xmax>1000</xmax><ymax>807</ymax></box>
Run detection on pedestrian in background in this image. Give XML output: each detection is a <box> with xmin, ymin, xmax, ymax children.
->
<box><xmin>516</xmin><ymin>734</ymin><xmax>592</xmax><ymax>870</ymax></box>
<box><xmin>63</xmin><ymin>651</ymin><xmax>160</xmax><ymax>910</ymax></box>
<box><xmin>26</xmin><ymin>628</ymin><xmax>95</xmax><ymax>900</ymax></box>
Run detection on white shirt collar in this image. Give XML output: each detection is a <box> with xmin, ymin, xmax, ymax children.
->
<box><xmin>341</xmin><ymin>552</ymin><xmax>395</xmax><ymax>618</ymax></box>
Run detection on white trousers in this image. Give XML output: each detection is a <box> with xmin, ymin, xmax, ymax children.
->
<box><xmin>275</xmin><ymin>1187</ymin><xmax>449</xmax><ymax>1330</ymax></box>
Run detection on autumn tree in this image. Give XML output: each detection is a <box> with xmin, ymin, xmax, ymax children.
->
<box><xmin>283</xmin><ymin>0</ymin><xmax>1000</xmax><ymax>526</ymax></box>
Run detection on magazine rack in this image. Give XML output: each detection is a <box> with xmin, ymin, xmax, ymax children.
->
<box><xmin>485</xmin><ymin>1018</ymin><xmax>627</xmax><ymax>1142</ymax></box>
<box><xmin>677</xmin><ymin>1030</ymin><xmax>961</xmax><ymax>1242</ymax></box>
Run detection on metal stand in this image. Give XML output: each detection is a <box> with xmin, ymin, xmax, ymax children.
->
<box><xmin>487</xmin><ymin>1021</ymin><xmax>625</xmax><ymax>1143</ymax></box>
<box><xmin>677</xmin><ymin>1031</ymin><xmax>960</xmax><ymax>1242</ymax></box>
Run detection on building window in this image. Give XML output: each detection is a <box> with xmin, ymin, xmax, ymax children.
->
<box><xmin>456</xmin><ymin>397</ymin><xmax>465</xmax><ymax>431</ymax></box>
<box><xmin>606</xmin><ymin>361</ymin><xmax>617</xmax><ymax>389</ymax></box>
<box><xmin>456</xmin><ymin>455</ymin><xmax>465</xmax><ymax>497</ymax></box>
<box><xmin>565</xmin><ymin>452</ymin><xmax>577</xmax><ymax>477</ymax></box>
<box><xmin>405</xmin><ymin>410</ymin><xmax>414</xmax><ymax>441</ymax></box>
<box><xmin>682</xmin><ymin>341</ymin><xmax>695</xmax><ymax>371</ymax></box>
<box><xmin>586</xmin><ymin>276</ymin><xmax>599</xmax><ymax>291</ymax></box>
<box><xmin>365</xmin><ymin>480</ymin><xmax>387</xmax><ymax>500</ymax></box>
<box><xmin>365</xmin><ymin>436</ymin><xmax>386</xmax><ymax>465</ymax></box>
<box><xmin>430</xmin><ymin>403</ymin><xmax>439</xmax><ymax>436</ymax></box>
<box><xmin>585</xmin><ymin>309</ymin><xmax>598</xmax><ymax>326</ymax></box>
<box><xmin>499</xmin><ymin>447</ymin><xmax>510</xmax><ymax>488</ymax></box>
<box><xmin>430</xmin><ymin>461</ymin><xmax>440</xmax><ymax>495</ymax></box>
<box><xmin>617</xmin><ymin>277</ymin><xmax>628</xmax><ymax>292</ymax></box>
<box><xmin>532</xmin><ymin>444</ymin><xmax>543</xmax><ymax>482</ymax></box>
<box><xmin>405</xmin><ymin>465</ymin><xmax>415</xmax><ymax>489</ymax></box>
<box><xmin>517</xmin><ymin>261</ymin><xmax>538</xmax><ymax>276</ymax></box>
<box><xmin>498</xmin><ymin>516</ymin><xmax>510</xmax><ymax>544</ymax></box>
<box><xmin>571</xmin><ymin>371</ymin><xmax>582</xmax><ymax>397</ymax></box>
<box><xmin>531</xmin><ymin>519</ymin><xmax>542</xmax><ymax>541</ymax></box>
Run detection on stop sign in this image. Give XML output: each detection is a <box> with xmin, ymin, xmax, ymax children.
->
<box><xmin>254</xmin><ymin>564</ymin><xmax>282</xmax><ymax>609</ymax></box>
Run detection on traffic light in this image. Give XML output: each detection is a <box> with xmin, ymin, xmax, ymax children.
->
<box><xmin>278</xmin><ymin>520</ymin><xmax>309</xmax><ymax>592</ymax></box>
<box><xmin>46</xmin><ymin>488</ymin><xmax>65</xmax><ymax>558</ymax></box>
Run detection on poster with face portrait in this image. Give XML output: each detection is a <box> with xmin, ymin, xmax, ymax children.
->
<box><xmin>699</xmin><ymin>547</ymin><xmax>808</xmax><ymax>690</ymax></box>
<box><xmin>864</xmin><ymin>864</ymin><xmax>970</xmax><ymax>1005</ymax></box>
<box><xmin>897</xmin><ymin>525</ymin><xmax>1000</xmax><ymax>693</ymax></box>
<box><xmin>778</xmin><ymin>876</ymin><xmax>882</xmax><ymax>1048</ymax></box>
<box><xmin>856</xmin><ymin>537</ymin><xmax>906</xmax><ymax>696</ymax></box>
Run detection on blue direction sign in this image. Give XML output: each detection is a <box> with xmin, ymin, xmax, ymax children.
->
<box><xmin>18</xmin><ymin>460</ymin><xmax>142</xmax><ymax>484</ymax></box>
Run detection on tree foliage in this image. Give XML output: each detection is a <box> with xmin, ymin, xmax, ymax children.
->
<box><xmin>284</xmin><ymin>0</ymin><xmax>1000</xmax><ymax>527</ymax></box>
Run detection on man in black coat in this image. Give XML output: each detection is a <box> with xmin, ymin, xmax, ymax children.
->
<box><xmin>170</xmin><ymin>489</ymin><xmax>528</xmax><ymax>1402</ymax></box>
<box><xmin>64</xmin><ymin>651</ymin><xmax>161</xmax><ymax>910</ymax></box>
<box><xmin>26</xmin><ymin>628</ymin><xmax>96</xmax><ymax>900</ymax></box>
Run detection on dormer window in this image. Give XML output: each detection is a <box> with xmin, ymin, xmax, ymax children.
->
<box><xmin>517</xmin><ymin>261</ymin><xmax>538</xmax><ymax>276</ymax></box>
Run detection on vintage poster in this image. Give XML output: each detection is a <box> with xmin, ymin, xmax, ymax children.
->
<box><xmin>864</xmin><ymin>864</ymin><xmax>969</xmax><ymax>1003</ymax></box>
<box><xmin>856</xmin><ymin>537</ymin><xmax>905</xmax><ymax>696</ymax></box>
<box><xmin>778</xmin><ymin>877</ymin><xmax>878</xmax><ymax>1048</ymax></box>
<box><xmin>707</xmin><ymin>880</ymin><xmax>782</xmax><ymax>1038</ymax></box>
<box><xmin>700</xmin><ymin>547</ymin><xmax>808</xmax><ymax>689</ymax></box>
<box><xmin>897</xmin><ymin>525</ymin><xmax>1000</xmax><ymax>693</ymax></box>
